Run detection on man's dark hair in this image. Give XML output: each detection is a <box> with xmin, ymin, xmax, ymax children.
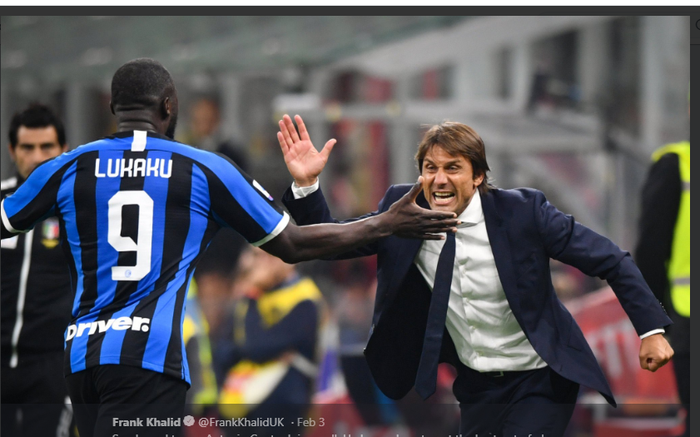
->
<box><xmin>111</xmin><ymin>58</ymin><xmax>175</xmax><ymax>110</ymax></box>
<box><xmin>415</xmin><ymin>121</ymin><xmax>495</xmax><ymax>194</ymax></box>
<box><xmin>9</xmin><ymin>103</ymin><xmax>66</xmax><ymax>148</ymax></box>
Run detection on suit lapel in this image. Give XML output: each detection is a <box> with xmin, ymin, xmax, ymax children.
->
<box><xmin>395</xmin><ymin>191</ymin><xmax>428</xmax><ymax>274</ymax></box>
<box><xmin>481</xmin><ymin>190</ymin><xmax>521</xmax><ymax>313</ymax></box>
<box><xmin>383</xmin><ymin>190</ymin><xmax>428</xmax><ymax>299</ymax></box>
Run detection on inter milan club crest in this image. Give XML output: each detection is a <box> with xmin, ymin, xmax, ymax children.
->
<box><xmin>42</xmin><ymin>217</ymin><xmax>61</xmax><ymax>249</ymax></box>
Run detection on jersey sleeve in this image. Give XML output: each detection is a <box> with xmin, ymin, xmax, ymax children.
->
<box><xmin>1</xmin><ymin>157</ymin><xmax>71</xmax><ymax>234</ymax></box>
<box><xmin>200</xmin><ymin>154</ymin><xmax>289</xmax><ymax>247</ymax></box>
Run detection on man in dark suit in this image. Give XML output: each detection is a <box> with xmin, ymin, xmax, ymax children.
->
<box><xmin>276</xmin><ymin>115</ymin><xmax>674</xmax><ymax>436</ymax></box>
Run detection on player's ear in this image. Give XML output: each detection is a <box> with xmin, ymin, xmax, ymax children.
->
<box><xmin>162</xmin><ymin>97</ymin><xmax>171</xmax><ymax>119</ymax></box>
<box><xmin>473</xmin><ymin>171</ymin><xmax>485</xmax><ymax>187</ymax></box>
<box><xmin>109</xmin><ymin>101</ymin><xmax>115</xmax><ymax>115</ymax></box>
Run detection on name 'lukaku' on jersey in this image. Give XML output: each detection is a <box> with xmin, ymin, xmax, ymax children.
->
<box><xmin>0</xmin><ymin>130</ymin><xmax>289</xmax><ymax>383</ymax></box>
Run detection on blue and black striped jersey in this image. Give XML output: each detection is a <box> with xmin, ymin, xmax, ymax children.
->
<box><xmin>0</xmin><ymin>130</ymin><xmax>289</xmax><ymax>384</ymax></box>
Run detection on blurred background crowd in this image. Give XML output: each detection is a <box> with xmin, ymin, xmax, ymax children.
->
<box><xmin>1</xmin><ymin>15</ymin><xmax>690</xmax><ymax>437</ymax></box>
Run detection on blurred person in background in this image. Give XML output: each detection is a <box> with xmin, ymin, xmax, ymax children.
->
<box><xmin>183</xmin><ymin>279</ymin><xmax>219</xmax><ymax>418</ymax></box>
<box><xmin>218</xmin><ymin>246</ymin><xmax>326</xmax><ymax>437</ymax></box>
<box><xmin>185</xmin><ymin>96</ymin><xmax>248</xmax><ymax>167</ymax></box>
<box><xmin>0</xmin><ymin>58</ymin><xmax>459</xmax><ymax>437</ymax></box>
<box><xmin>635</xmin><ymin>109</ymin><xmax>690</xmax><ymax>437</ymax></box>
<box><xmin>526</xmin><ymin>60</ymin><xmax>553</xmax><ymax>114</ymax></box>
<box><xmin>335</xmin><ymin>277</ymin><xmax>390</xmax><ymax>425</ymax></box>
<box><xmin>334</xmin><ymin>276</ymin><xmax>460</xmax><ymax>434</ymax></box>
<box><xmin>1</xmin><ymin>103</ymin><xmax>74</xmax><ymax>437</ymax></box>
<box><xmin>278</xmin><ymin>114</ymin><xmax>674</xmax><ymax>437</ymax></box>
<box><xmin>184</xmin><ymin>96</ymin><xmax>250</xmax><ymax>345</ymax></box>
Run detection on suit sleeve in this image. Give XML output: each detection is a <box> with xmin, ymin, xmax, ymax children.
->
<box><xmin>281</xmin><ymin>184</ymin><xmax>387</xmax><ymax>259</ymax></box>
<box><xmin>533</xmin><ymin>190</ymin><xmax>672</xmax><ymax>336</ymax></box>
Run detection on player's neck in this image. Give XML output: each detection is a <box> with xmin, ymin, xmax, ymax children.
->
<box><xmin>115</xmin><ymin>109</ymin><xmax>165</xmax><ymax>135</ymax></box>
<box><xmin>116</xmin><ymin>121</ymin><xmax>161</xmax><ymax>134</ymax></box>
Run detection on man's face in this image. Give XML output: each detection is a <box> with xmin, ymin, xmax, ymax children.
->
<box><xmin>421</xmin><ymin>145</ymin><xmax>484</xmax><ymax>216</ymax></box>
<box><xmin>239</xmin><ymin>247</ymin><xmax>295</xmax><ymax>291</ymax></box>
<box><xmin>9</xmin><ymin>126</ymin><xmax>67</xmax><ymax>179</ymax></box>
<box><xmin>190</xmin><ymin>100</ymin><xmax>219</xmax><ymax>139</ymax></box>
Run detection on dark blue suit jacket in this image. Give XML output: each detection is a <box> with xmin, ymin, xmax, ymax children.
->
<box><xmin>282</xmin><ymin>184</ymin><xmax>672</xmax><ymax>407</ymax></box>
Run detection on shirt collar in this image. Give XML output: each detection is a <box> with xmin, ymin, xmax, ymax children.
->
<box><xmin>456</xmin><ymin>189</ymin><xmax>483</xmax><ymax>228</ymax></box>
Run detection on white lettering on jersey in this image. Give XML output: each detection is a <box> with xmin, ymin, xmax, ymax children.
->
<box><xmin>95</xmin><ymin>158</ymin><xmax>172</xmax><ymax>179</ymax></box>
<box><xmin>65</xmin><ymin>316</ymin><xmax>151</xmax><ymax>341</ymax></box>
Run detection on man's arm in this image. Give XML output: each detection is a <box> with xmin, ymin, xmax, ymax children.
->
<box><xmin>273</xmin><ymin>114</ymin><xmax>458</xmax><ymax>261</ymax></box>
<box><xmin>533</xmin><ymin>190</ymin><xmax>673</xmax><ymax>371</ymax></box>
<box><xmin>1</xmin><ymin>156</ymin><xmax>71</xmax><ymax>240</ymax></box>
<box><xmin>282</xmin><ymin>182</ymin><xmax>383</xmax><ymax>260</ymax></box>
<box><xmin>633</xmin><ymin>153</ymin><xmax>682</xmax><ymax>372</ymax></box>
<box><xmin>262</xmin><ymin>179</ymin><xmax>458</xmax><ymax>263</ymax></box>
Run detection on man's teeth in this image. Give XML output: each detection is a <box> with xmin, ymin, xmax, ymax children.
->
<box><xmin>434</xmin><ymin>193</ymin><xmax>454</xmax><ymax>198</ymax></box>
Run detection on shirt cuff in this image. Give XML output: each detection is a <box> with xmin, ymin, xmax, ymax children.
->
<box><xmin>639</xmin><ymin>328</ymin><xmax>665</xmax><ymax>339</ymax></box>
<box><xmin>291</xmin><ymin>179</ymin><xmax>320</xmax><ymax>199</ymax></box>
<box><xmin>251</xmin><ymin>212</ymin><xmax>290</xmax><ymax>247</ymax></box>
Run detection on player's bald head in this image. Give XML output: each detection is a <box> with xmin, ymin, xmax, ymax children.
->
<box><xmin>111</xmin><ymin>58</ymin><xmax>176</xmax><ymax>111</ymax></box>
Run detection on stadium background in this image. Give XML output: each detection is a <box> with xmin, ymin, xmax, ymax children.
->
<box><xmin>1</xmin><ymin>15</ymin><xmax>690</xmax><ymax>437</ymax></box>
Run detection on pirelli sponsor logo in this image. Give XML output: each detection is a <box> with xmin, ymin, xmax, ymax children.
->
<box><xmin>65</xmin><ymin>316</ymin><xmax>150</xmax><ymax>341</ymax></box>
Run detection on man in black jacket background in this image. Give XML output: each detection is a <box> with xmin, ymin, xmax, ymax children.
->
<box><xmin>1</xmin><ymin>103</ymin><xmax>74</xmax><ymax>437</ymax></box>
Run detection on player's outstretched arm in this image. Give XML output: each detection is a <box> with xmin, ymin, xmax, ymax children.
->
<box><xmin>277</xmin><ymin>114</ymin><xmax>335</xmax><ymax>187</ymax></box>
<box><xmin>262</xmin><ymin>178</ymin><xmax>459</xmax><ymax>263</ymax></box>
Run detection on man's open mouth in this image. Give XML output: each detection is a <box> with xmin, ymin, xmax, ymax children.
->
<box><xmin>433</xmin><ymin>192</ymin><xmax>455</xmax><ymax>203</ymax></box>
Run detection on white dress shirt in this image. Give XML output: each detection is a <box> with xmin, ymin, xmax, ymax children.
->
<box><xmin>414</xmin><ymin>190</ymin><xmax>547</xmax><ymax>372</ymax></box>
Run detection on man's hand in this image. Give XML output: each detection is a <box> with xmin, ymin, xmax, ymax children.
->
<box><xmin>261</xmin><ymin>177</ymin><xmax>460</xmax><ymax>263</ymax></box>
<box><xmin>384</xmin><ymin>177</ymin><xmax>460</xmax><ymax>240</ymax></box>
<box><xmin>277</xmin><ymin>114</ymin><xmax>335</xmax><ymax>187</ymax></box>
<box><xmin>639</xmin><ymin>333</ymin><xmax>674</xmax><ymax>372</ymax></box>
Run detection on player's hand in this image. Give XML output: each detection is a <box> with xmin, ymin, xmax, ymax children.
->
<box><xmin>639</xmin><ymin>333</ymin><xmax>674</xmax><ymax>372</ymax></box>
<box><xmin>277</xmin><ymin>114</ymin><xmax>335</xmax><ymax>187</ymax></box>
<box><xmin>385</xmin><ymin>177</ymin><xmax>460</xmax><ymax>240</ymax></box>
